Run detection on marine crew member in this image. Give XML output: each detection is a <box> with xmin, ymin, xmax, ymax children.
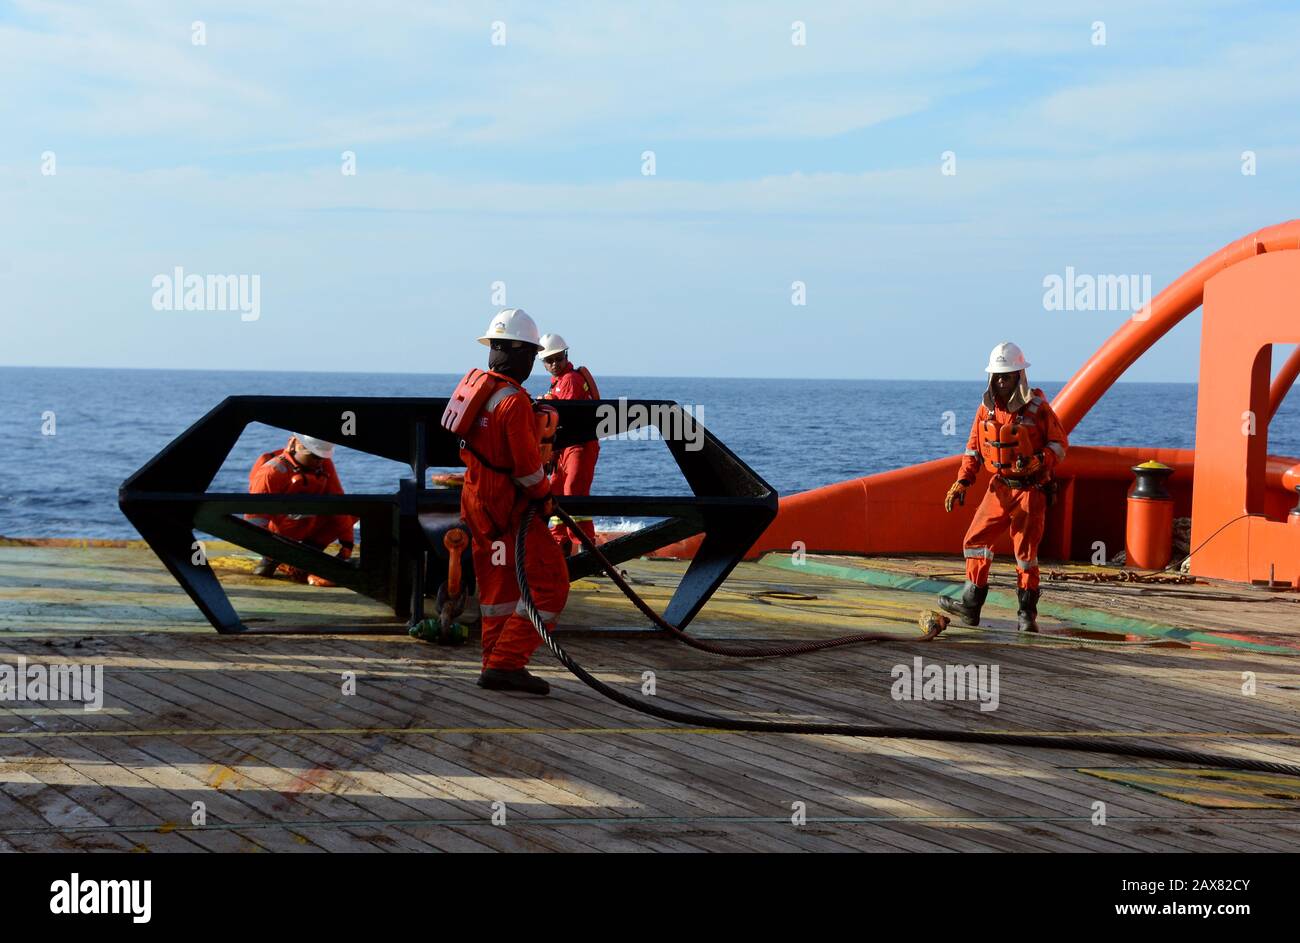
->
<box><xmin>537</xmin><ymin>332</ymin><xmax>601</xmax><ymax>555</ymax></box>
<box><xmin>939</xmin><ymin>342</ymin><xmax>1068</xmax><ymax>632</ymax></box>
<box><xmin>247</xmin><ymin>434</ymin><xmax>355</xmax><ymax>586</ymax></box>
<box><xmin>449</xmin><ymin>308</ymin><xmax>567</xmax><ymax>695</ymax></box>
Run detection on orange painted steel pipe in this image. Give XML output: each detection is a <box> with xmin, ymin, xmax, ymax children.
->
<box><xmin>1288</xmin><ymin>463</ymin><xmax>1300</xmax><ymax>527</ymax></box>
<box><xmin>444</xmin><ymin>528</ymin><xmax>467</xmax><ymax>596</ymax></box>
<box><xmin>1286</xmin><ymin>463</ymin><xmax>1300</xmax><ymax>495</ymax></box>
<box><xmin>1270</xmin><ymin>345</ymin><xmax>1300</xmax><ymax>423</ymax></box>
<box><xmin>1053</xmin><ymin>221</ymin><xmax>1300</xmax><ymax>433</ymax></box>
<box><xmin>680</xmin><ymin>223</ymin><xmax>1300</xmax><ymax>567</ymax></box>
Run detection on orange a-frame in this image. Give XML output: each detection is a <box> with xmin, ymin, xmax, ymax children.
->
<box><xmin>1191</xmin><ymin>249</ymin><xmax>1300</xmax><ymax>584</ymax></box>
<box><xmin>655</xmin><ymin>221</ymin><xmax>1300</xmax><ymax>586</ymax></box>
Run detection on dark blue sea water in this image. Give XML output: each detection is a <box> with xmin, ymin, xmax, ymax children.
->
<box><xmin>2</xmin><ymin>367</ymin><xmax>1298</xmax><ymax>539</ymax></box>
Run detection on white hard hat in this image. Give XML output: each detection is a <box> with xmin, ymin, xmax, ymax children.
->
<box><xmin>538</xmin><ymin>333</ymin><xmax>569</xmax><ymax>358</ymax></box>
<box><xmin>293</xmin><ymin>434</ymin><xmax>335</xmax><ymax>459</ymax></box>
<box><xmin>985</xmin><ymin>341</ymin><xmax>1030</xmax><ymax>374</ymax></box>
<box><xmin>478</xmin><ymin>308</ymin><xmax>541</xmax><ymax>347</ymax></box>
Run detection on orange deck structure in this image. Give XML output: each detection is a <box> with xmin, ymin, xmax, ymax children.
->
<box><xmin>656</xmin><ymin>222</ymin><xmax>1300</xmax><ymax>588</ymax></box>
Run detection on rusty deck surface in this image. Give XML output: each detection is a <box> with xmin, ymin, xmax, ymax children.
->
<box><xmin>1</xmin><ymin>541</ymin><xmax>1299</xmax><ymax>852</ymax></box>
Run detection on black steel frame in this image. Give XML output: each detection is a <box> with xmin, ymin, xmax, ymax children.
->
<box><xmin>119</xmin><ymin>395</ymin><xmax>778</xmax><ymax>634</ymax></box>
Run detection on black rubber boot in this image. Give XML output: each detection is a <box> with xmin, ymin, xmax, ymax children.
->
<box><xmin>938</xmin><ymin>582</ymin><xmax>988</xmax><ymax>626</ymax></box>
<box><xmin>1017</xmin><ymin>588</ymin><xmax>1041</xmax><ymax>633</ymax></box>
<box><xmin>477</xmin><ymin>668</ymin><xmax>551</xmax><ymax>696</ymax></box>
<box><xmin>252</xmin><ymin>557</ymin><xmax>279</xmax><ymax>577</ymax></box>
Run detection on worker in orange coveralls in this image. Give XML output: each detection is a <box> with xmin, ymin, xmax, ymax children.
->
<box><xmin>247</xmin><ymin>434</ymin><xmax>355</xmax><ymax>586</ymax></box>
<box><xmin>939</xmin><ymin>342</ymin><xmax>1069</xmax><ymax>632</ymax></box>
<box><xmin>453</xmin><ymin>308</ymin><xmax>567</xmax><ymax>696</ymax></box>
<box><xmin>537</xmin><ymin>332</ymin><xmax>600</xmax><ymax>556</ymax></box>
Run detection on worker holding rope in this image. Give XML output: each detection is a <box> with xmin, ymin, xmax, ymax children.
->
<box><xmin>940</xmin><ymin>342</ymin><xmax>1068</xmax><ymax>632</ymax></box>
<box><xmin>442</xmin><ymin>309</ymin><xmax>566</xmax><ymax>696</ymax></box>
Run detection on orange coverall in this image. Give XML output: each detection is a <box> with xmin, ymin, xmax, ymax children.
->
<box><xmin>541</xmin><ymin>362</ymin><xmax>600</xmax><ymax>549</ymax></box>
<box><xmin>247</xmin><ymin>447</ymin><xmax>355</xmax><ymax>550</ymax></box>
<box><xmin>956</xmin><ymin>389</ymin><xmax>1069</xmax><ymax>591</ymax></box>
<box><xmin>460</xmin><ymin>372</ymin><xmax>569</xmax><ymax>671</ymax></box>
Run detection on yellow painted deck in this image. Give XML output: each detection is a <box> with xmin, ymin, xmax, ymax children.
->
<box><xmin>2</xmin><ymin>541</ymin><xmax>1299</xmax><ymax>852</ymax></box>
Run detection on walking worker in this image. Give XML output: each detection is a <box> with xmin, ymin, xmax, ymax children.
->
<box><xmin>537</xmin><ymin>332</ymin><xmax>601</xmax><ymax>555</ymax></box>
<box><xmin>247</xmin><ymin>434</ymin><xmax>355</xmax><ymax>586</ymax></box>
<box><xmin>939</xmin><ymin>342</ymin><xmax>1068</xmax><ymax>632</ymax></box>
<box><xmin>441</xmin><ymin>308</ymin><xmax>568</xmax><ymax>695</ymax></box>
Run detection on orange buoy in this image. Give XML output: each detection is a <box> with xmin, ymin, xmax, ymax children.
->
<box><xmin>1126</xmin><ymin>460</ymin><xmax>1175</xmax><ymax>570</ymax></box>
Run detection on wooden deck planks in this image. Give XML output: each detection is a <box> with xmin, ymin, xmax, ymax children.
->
<box><xmin>4</xmin><ymin>546</ymin><xmax>1300</xmax><ymax>852</ymax></box>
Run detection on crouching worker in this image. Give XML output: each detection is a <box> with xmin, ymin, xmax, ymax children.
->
<box><xmin>442</xmin><ymin>308</ymin><xmax>567</xmax><ymax>696</ymax></box>
<box><xmin>538</xmin><ymin>332</ymin><xmax>601</xmax><ymax>555</ymax></box>
<box><xmin>247</xmin><ymin>434</ymin><xmax>355</xmax><ymax>586</ymax></box>
<box><xmin>939</xmin><ymin>342</ymin><xmax>1068</xmax><ymax>632</ymax></box>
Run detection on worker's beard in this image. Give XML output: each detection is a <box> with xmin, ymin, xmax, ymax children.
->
<box><xmin>489</xmin><ymin>346</ymin><xmax>536</xmax><ymax>384</ymax></box>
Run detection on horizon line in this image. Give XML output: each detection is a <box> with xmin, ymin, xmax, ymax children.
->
<box><xmin>0</xmin><ymin>362</ymin><xmax>1204</xmax><ymax>386</ymax></box>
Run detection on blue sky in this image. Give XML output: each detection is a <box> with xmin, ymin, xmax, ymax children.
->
<box><xmin>1</xmin><ymin>0</ymin><xmax>1298</xmax><ymax>380</ymax></box>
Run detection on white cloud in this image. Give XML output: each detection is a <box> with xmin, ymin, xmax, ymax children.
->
<box><xmin>3</xmin><ymin>0</ymin><xmax>1296</xmax><ymax>382</ymax></box>
<box><xmin>4</xmin><ymin>0</ymin><xmax>1252</xmax><ymax>151</ymax></box>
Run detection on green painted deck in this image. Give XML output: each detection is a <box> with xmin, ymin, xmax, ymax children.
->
<box><xmin>2</xmin><ymin>541</ymin><xmax>1299</xmax><ymax>852</ymax></box>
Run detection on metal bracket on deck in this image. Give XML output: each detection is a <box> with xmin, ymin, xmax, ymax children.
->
<box><xmin>119</xmin><ymin>395</ymin><xmax>778</xmax><ymax>634</ymax></box>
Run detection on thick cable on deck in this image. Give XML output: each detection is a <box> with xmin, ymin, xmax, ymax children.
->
<box><xmin>519</xmin><ymin>503</ymin><xmax>1300</xmax><ymax>778</ymax></box>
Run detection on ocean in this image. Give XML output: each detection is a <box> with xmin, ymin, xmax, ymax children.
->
<box><xmin>2</xmin><ymin>366</ymin><xmax>1298</xmax><ymax>539</ymax></box>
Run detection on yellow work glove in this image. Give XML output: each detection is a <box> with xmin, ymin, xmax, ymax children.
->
<box><xmin>1013</xmin><ymin>452</ymin><xmax>1044</xmax><ymax>476</ymax></box>
<box><xmin>944</xmin><ymin>480</ymin><xmax>969</xmax><ymax>513</ymax></box>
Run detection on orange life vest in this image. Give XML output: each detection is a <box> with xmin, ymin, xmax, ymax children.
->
<box><xmin>977</xmin><ymin>415</ymin><xmax>1038</xmax><ymax>475</ymax></box>
<box><xmin>443</xmin><ymin>369</ymin><xmax>558</xmax><ymax>470</ymax></box>
<box><xmin>534</xmin><ymin>404</ymin><xmax>558</xmax><ymax>465</ymax></box>
<box><xmin>442</xmin><ymin>368</ymin><xmax>498</xmax><ymax>436</ymax></box>
<box><xmin>577</xmin><ymin>365</ymin><xmax>600</xmax><ymax>399</ymax></box>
